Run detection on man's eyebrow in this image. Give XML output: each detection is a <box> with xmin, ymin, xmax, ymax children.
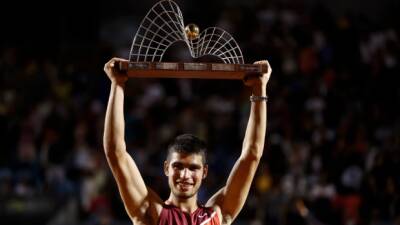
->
<box><xmin>189</xmin><ymin>163</ymin><xmax>202</xmax><ymax>168</ymax></box>
<box><xmin>171</xmin><ymin>162</ymin><xmax>201</xmax><ymax>168</ymax></box>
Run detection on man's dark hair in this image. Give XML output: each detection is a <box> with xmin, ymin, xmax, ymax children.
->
<box><xmin>167</xmin><ymin>134</ymin><xmax>207</xmax><ymax>164</ymax></box>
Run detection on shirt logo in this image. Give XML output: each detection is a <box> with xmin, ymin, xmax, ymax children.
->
<box><xmin>198</xmin><ymin>213</ymin><xmax>208</xmax><ymax>218</ymax></box>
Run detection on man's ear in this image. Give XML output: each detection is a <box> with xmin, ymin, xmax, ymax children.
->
<box><xmin>164</xmin><ymin>161</ymin><xmax>169</xmax><ymax>176</ymax></box>
<box><xmin>202</xmin><ymin>164</ymin><xmax>208</xmax><ymax>179</ymax></box>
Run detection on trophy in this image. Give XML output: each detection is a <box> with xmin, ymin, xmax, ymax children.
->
<box><xmin>116</xmin><ymin>0</ymin><xmax>268</xmax><ymax>79</ymax></box>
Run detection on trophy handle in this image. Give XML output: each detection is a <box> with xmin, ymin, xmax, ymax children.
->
<box><xmin>115</xmin><ymin>61</ymin><xmax>268</xmax><ymax>80</ymax></box>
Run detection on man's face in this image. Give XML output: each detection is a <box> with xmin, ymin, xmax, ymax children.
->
<box><xmin>164</xmin><ymin>152</ymin><xmax>208</xmax><ymax>199</ymax></box>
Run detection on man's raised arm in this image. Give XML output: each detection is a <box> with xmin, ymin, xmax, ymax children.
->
<box><xmin>207</xmin><ymin>60</ymin><xmax>271</xmax><ymax>224</ymax></box>
<box><xmin>103</xmin><ymin>58</ymin><xmax>162</xmax><ymax>221</ymax></box>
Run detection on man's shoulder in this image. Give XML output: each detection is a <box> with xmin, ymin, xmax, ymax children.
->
<box><xmin>131</xmin><ymin>188</ymin><xmax>163</xmax><ymax>225</ymax></box>
<box><xmin>131</xmin><ymin>201</ymin><xmax>163</xmax><ymax>225</ymax></box>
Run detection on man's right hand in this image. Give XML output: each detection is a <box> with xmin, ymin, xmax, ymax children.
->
<box><xmin>104</xmin><ymin>57</ymin><xmax>129</xmax><ymax>84</ymax></box>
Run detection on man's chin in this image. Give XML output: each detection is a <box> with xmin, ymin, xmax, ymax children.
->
<box><xmin>173</xmin><ymin>190</ymin><xmax>196</xmax><ymax>199</ymax></box>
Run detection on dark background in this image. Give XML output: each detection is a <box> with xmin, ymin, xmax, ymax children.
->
<box><xmin>1</xmin><ymin>0</ymin><xmax>399</xmax><ymax>225</ymax></box>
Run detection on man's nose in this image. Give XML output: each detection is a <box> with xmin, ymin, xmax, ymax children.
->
<box><xmin>180</xmin><ymin>168</ymin><xmax>190</xmax><ymax>178</ymax></box>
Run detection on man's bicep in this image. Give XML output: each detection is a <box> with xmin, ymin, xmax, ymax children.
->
<box><xmin>206</xmin><ymin>187</ymin><xmax>225</xmax><ymax>207</ymax></box>
<box><xmin>107</xmin><ymin>151</ymin><xmax>162</xmax><ymax>218</ymax></box>
<box><xmin>212</xmin><ymin>157</ymin><xmax>260</xmax><ymax>221</ymax></box>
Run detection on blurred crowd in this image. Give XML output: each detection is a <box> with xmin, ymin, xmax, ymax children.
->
<box><xmin>1</xmin><ymin>1</ymin><xmax>399</xmax><ymax>225</ymax></box>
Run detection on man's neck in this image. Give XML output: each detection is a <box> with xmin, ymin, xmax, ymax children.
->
<box><xmin>166</xmin><ymin>194</ymin><xmax>198</xmax><ymax>213</ymax></box>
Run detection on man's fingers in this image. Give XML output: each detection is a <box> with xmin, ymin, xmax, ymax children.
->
<box><xmin>111</xmin><ymin>57</ymin><xmax>128</xmax><ymax>67</ymax></box>
<box><xmin>253</xmin><ymin>60</ymin><xmax>272</xmax><ymax>73</ymax></box>
<box><xmin>253</xmin><ymin>60</ymin><xmax>268</xmax><ymax>65</ymax></box>
<box><xmin>243</xmin><ymin>59</ymin><xmax>272</xmax><ymax>87</ymax></box>
<box><xmin>105</xmin><ymin>58</ymin><xmax>128</xmax><ymax>71</ymax></box>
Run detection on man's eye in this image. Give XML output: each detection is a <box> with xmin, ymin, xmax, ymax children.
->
<box><xmin>189</xmin><ymin>166</ymin><xmax>200</xmax><ymax>171</ymax></box>
<box><xmin>173</xmin><ymin>164</ymin><xmax>183</xmax><ymax>170</ymax></box>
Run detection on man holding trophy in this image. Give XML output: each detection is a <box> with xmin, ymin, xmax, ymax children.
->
<box><xmin>102</xmin><ymin>1</ymin><xmax>272</xmax><ymax>224</ymax></box>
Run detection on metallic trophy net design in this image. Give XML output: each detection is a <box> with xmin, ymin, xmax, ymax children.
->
<box><xmin>129</xmin><ymin>0</ymin><xmax>244</xmax><ymax>64</ymax></box>
<box><xmin>118</xmin><ymin>0</ymin><xmax>267</xmax><ymax>79</ymax></box>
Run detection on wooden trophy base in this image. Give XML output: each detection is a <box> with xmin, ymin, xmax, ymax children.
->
<box><xmin>116</xmin><ymin>61</ymin><xmax>268</xmax><ymax>80</ymax></box>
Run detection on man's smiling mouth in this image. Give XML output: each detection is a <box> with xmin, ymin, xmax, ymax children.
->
<box><xmin>177</xmin><ymin>182</ymin><xmax>194</xmax><ymax>190</ymax></box>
